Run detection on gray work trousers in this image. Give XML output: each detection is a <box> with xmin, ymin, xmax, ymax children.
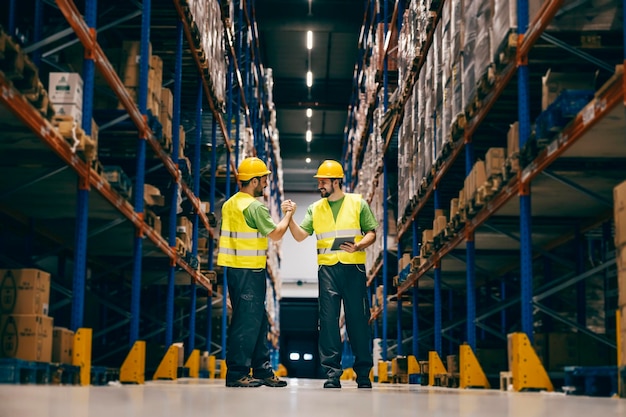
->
<box><xmin>225</xmin><ymin>267</ymin><xmax>273</xmax><ymax>381</ymax></box>
<box><xmin>318</xmin><ymin>263</ymin><xmax>373</xmax><ymax>380</ymax></box>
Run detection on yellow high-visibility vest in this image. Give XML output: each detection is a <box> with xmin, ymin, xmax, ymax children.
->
<box><xmin>217</xmin><ymin>192</ymin><xmax>268</xmax><ymax>268</ymax></box>
<box><xmin>311</xmin><ymin>193</ymin><xmax>365</xmax><ymax>265</ymax></box>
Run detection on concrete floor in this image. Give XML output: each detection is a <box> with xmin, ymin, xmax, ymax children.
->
<box><xmin>0</xmin><ymin>378</ymin><xmax>624</xmax><ymax>417</ymax></box>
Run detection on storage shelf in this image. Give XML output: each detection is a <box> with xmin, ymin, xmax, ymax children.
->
<box><xmin>395</xmin><ymin>71</ymin><xmax>624</xmax><ymax>297</ymax></box>
<box><xmin>0</xmin><ymin>71</ymin><xmax>213</xmax><ymax>290</ymax></box>
<box><xmin>55</xmin><ymin>0</ymin><xmax>216</xmax><ymax>235</ymax></box>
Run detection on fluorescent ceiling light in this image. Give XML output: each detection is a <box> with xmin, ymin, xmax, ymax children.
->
<box><xmin>306</xmin><ymin>71</ymin><xmax>313</xmax><ymax>87</ymax></box>
<box><xmin>306</xmin><ymin>108</ymin><xmax>312</xmax><ymax>118</ymax></box>
<box><xmin>306</xmin><ymin>30</ymin><xmax>313</xmax><ymax>50</ymax></box>
<box><xmin>306</xmin><ymin>130</ymin><xmax>312</xmax><ymax>142</ymax></box>
<box><xmin>305</xmin><ymin>157</ymin><xmax>311</xmax><ymax>164</ymax></box>
<box><xmin>289</xmin><ymin>352</ymin><xmax>300</xmax><ymax>361</ymax></box>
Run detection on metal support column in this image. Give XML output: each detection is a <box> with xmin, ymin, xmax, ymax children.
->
<box><xmin>465</xmin><ymin>136</ymin><xmax>476</xmax><ymax>350</ymax></box>
<box><xmin>32</xmin><ymin>0</ymin><xmax>43</xmax><ymax>66</ymax></box>
<box><xmin>130</xmin><ymin>0</ymin><xmax>151</xmax><ymax>345</ymax></box>
<box><xmin>433</xmin><ymin>187</ymin><xmax>443</xmax><ymax>355</ymax></box>
<box><xmin>411</xmin><ymin>221</ymin><xmax>419</xmax><ymax>358</ymax></box>
<box><xmin>187</xmin><ymin>75</ymin><xmax>203</xmax><ymax>355</ymax></box>
<box><xmin>8</xmin><ymin>0</ymin><xmax>16</xmax><ymax>37</ymax></box>
<box><xmin>518</xmin><ymin>0</ymin><xmax>533</xmax><ymax>341</ymax></box>
<box><xmin>380</xmin><ymin>0</ymin><xmax>390</xmax><ymax>362</ymax></box>
<box><xmin>382</xmin><ymin>161</ymin><xmax>389</xmax><ymax>361</ymax></box>
<box><xmin>70</xmin><ymin>0</ymin><xmax>97</xmax><ymax>332</ymax></box>
<box><xmin>164</xmin><ymin>20</ymin><xmax>183</xmax><ymax>349</ymax></box>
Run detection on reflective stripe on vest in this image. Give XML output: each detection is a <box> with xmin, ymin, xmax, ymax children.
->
<box><xmin>311</xmin><ymin>193</ymin><xmax>366</xmax><ymax>265</ymax></box>
<box><xmin>217</xmin><ymin>192</ymin><xmax>268</xmax><ymax>268</ymax></box>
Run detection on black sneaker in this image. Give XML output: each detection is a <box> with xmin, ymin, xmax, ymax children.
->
<box><xmin>323</xmin><ymin>378</ymin><xmax>341</xmax><ymax>388</ymax></box>
<box><xmin>225</xmin><ymin>376</ymin><xmax>262</xmax><ymax>387</ymax></box>
<box><xmin>257</xmin><ymin>374</ymin><xmax>287</xmax><ymax>387</ymax></box>
<box><xmin>357</xmin><ymin>378</ymin><xmax>372</xmax><ymax>388</ymax></box>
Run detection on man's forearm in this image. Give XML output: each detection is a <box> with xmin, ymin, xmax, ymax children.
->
<box><xmin>288</xmin><ymin>218</ymin><xmax>309</xmax><ymax>242</ymax></box>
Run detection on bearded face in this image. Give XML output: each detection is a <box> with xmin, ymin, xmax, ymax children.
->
<box><xmin>253</xmin><ymin>176</ymin><xmax>268</xmax><ymax>197</ymax></box>
<box><xmin>317</xmin><ymin>178</ymin><xmax>335</xmax><ymax>198</ymax></box>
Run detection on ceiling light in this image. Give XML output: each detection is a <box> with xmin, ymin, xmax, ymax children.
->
<box><xmin>306</xmin><ymin>108</ymin><xmax>312</xmax><ymax>118</ymax></box>
<box><xmin>306</xmin><ymin>31</ymin><xmax>313</xmax><ymax>50</ymax></box>
<box><xmin>305</xmin><ymin>130</ymin><xmax>312</xmax><ymax>142</ymax></box>
<box><xmin>305</xmin><ymin>157</ymin><xmax>311</xmax><ymax>164</ymax></box>
<box><xmin>306</xmin><ymin>71</ymin><xmax>313</xmax><ymax>87</ymax></box>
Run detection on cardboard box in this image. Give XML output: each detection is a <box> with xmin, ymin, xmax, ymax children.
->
<box><xmin>399</xmin><ymin>253</ymin><xmax>412</xmax><ymax>271</ymax></box>
<box><xmin>0</xmin><ymin>269</ymin><xmax>51</xmax><ymax>315</ymax></box>
<box><xmin>48</xmin><ymin>72</ymin><xmax>83</xmax><ymax>108</ymax></box>
<box><xmin>160</xmin><ymin>87</ymin><xmax>173</xmax><ymax>119</ymax></box>
<box><xmin>52</xmin><ymin>103</ymin><xmax>83</xmax><ymax>128</ymax></box>
<box><xmin>120</xmin><ymin>41</ymin><xmax>152</xmax><ymax>88</ymax></box>
<box><xmin>52</xmin><ymin>327</ymin><xmax>74</xmax><ymax>364</ymax></box>
<box><xmin>485</xmin><ymin>148</ymin><xmax>505</xmax><ymax>178</ymax></box>
<box><xmin>617</xmin><ymin>305</ymin><xmax>626</xmax><ymax>366</ymax></box>
<box><xmin>614</xmin><ymin>180</ymin><xmax>626</xmax><ymax>248</ymax></box>
<box><xmin>0</xmin><ymin>314</ymin><xmax>53</xmax><ymax>362</ymax></box>
<box><xmin>507</xmin><ymin>122</ymin><xmax>519</xmax><ymax>157</ymax></box>
<box><xmin>617</xmin><ymin>246</ymin><xmax>626</xmax><ymax>307</ymax></box>
<box><xmin>144</xmin><ymin>184</ymin><xmax>165</xmax><ymax>207</ymax></box>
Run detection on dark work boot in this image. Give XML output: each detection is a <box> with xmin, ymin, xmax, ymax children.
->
<box><xmin>257</xmin><ymin>373</ymin><xmax>287</xmax><ymax>387</ymax></box>
<box><xmin>225</xmin><ymin>375</ymin><xmax>262</xmax><ymax>387</ymax></box>
<box><xmin>323</xmin><ymin>378</ymin><xmax>341</xmax><ymax>388</ymax></box>
<box><xmin>357</xmin><ymin>378</ymin><xmax>372</xmax><ymax>388</ymax></box>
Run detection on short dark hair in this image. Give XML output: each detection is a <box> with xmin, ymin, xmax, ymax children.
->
<box><xmin>241</xmin><ymin>176</ymin><xmax>261</xmax><ymax>187</ymax></box>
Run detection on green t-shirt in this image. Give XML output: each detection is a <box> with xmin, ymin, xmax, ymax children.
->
<box><xmin>299</xmin><ymin>196</ymin><xmax>379</xmax><ymax>236</ymax></box>
<box><xmin>243</xmin><ymin>200</ymin><xmax>277</xmax><ymax>237</ymax></box>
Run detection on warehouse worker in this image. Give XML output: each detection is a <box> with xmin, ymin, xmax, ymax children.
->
<box><xmin>217</xmin><ymin>157</ymin><xmax>294</xmax><ymax>388</ymax></box>
<box><xmin>282</xmin><ymin>159</ymin><xmax>378</xmax><ymax>389</ymax></box>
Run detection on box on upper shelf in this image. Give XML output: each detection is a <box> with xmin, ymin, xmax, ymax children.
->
<box><xmin>48</xmin><ymin>72</ymin><xmax>83</xmax><ymax>109</ymax></box>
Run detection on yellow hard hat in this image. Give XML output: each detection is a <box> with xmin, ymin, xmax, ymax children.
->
<box><xmin>237</xmin><ymin>157</ymin><xmax>271</xmax><ymax>181</ymax></box>
<box><xmin>314</xmin><ymin>160</ymin><xmax>344</xmax><ymax>179</ymax></box>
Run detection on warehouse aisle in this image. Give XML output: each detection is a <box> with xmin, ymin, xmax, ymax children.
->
<box><xmin>0</xmin><ymin>378</ymin><xmax>623</xmax><ymax>417</ymax></box>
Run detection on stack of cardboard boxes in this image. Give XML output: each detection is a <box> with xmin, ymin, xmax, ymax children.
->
<box><xmin>0</xmin><ymin>269</ymin><xmax>53</xmax><ymax>363</ymax></box>
<box><xmin>49</xmin><ymin>72</ymin><xmax>83</xmax><ymax>130</ymax></box>
<box><xmin>0</xmin><ymin>269</ymin><xmax>75</xmax><ymax>365</ymax></box>
<box><xmin>614</xmin><ymin>181</ymin><xmax>626</xmax><ymax>379</ymax></box>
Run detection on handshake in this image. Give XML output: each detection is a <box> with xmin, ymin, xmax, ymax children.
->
<box><xmin>281</xmin><ymin>199</ymin><xmax>297</xmax><ymax>214</ymax></box>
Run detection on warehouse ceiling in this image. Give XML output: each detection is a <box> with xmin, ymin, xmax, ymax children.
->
<box><xmin>255</xmin><ymin>0</ymin><xmax>365</xmax><ymax>191</ymax></box>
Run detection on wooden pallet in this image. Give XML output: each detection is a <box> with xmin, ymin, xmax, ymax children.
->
<box><xmin>51</xmin><ymin>115</ymin><xmax>97</xmax><ymax>160</ymax></box>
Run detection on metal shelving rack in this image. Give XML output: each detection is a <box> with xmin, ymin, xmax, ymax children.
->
<box><xmin>0</xmin><ymin>0</ymin><xmax>283</xmax><ymax>370</ymax></box>
<box><xmin>349</xmin><ymin>0</ymin><xmax>625</xmax><ymax>375</ymax></box>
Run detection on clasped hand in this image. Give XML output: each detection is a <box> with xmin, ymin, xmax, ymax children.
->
<box><xmin>281</xmin><ymin>199</ymin><xmax>296</xmax><ymax>214</ymax></box>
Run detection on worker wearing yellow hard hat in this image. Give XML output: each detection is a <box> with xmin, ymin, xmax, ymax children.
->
<box><xmin>282</xmin><ymin>159</ymin><xmax>378</xmax><ymax>389</ymax></box>
<box><xmin>217</xmin><ymin>156</ymin><xmax>293</xmax><ymax>388</ymax></box>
